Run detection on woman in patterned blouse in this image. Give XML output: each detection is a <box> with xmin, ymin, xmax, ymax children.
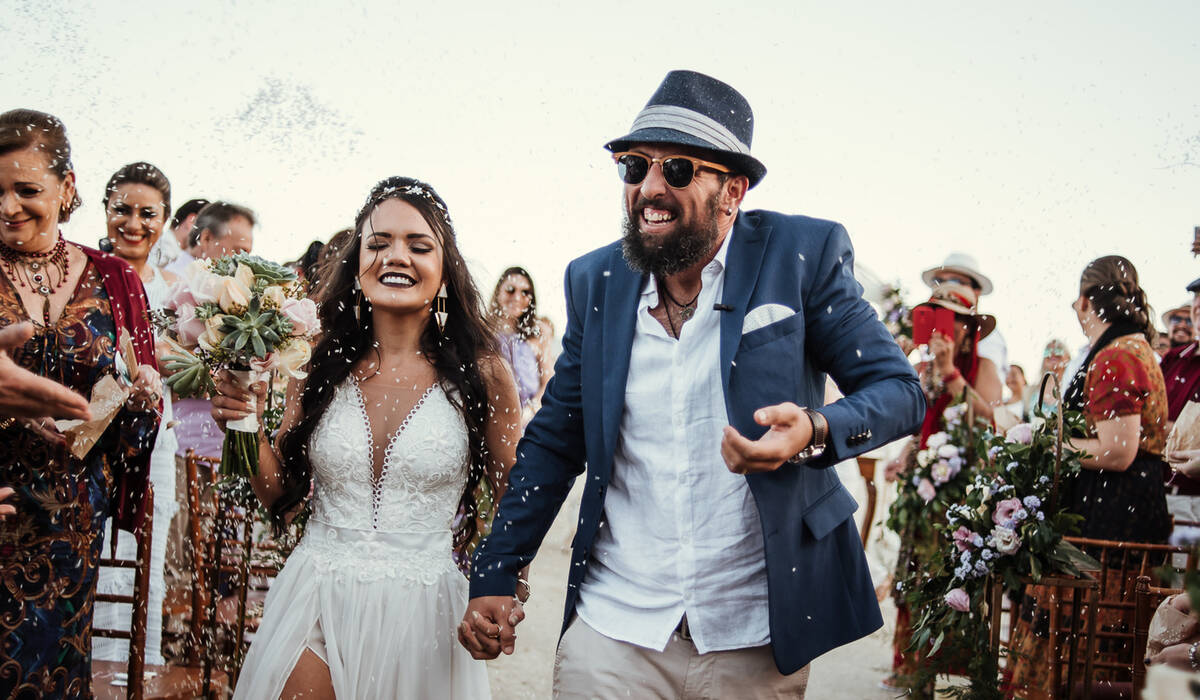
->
<box><xmin>0</xmin><ymin>109</ymin><xmax>162</xmax><ymax>699</ymax></box>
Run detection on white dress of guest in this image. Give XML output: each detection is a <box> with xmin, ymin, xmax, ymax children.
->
<box><xmin>93</xmin><ymin>266</ymin><xmax>179</xmax><ymax>665</ymax></box>
<box><xmin>232</xmin><ymin>379</ymin><xmax>490</xmax><ymax>699</ymax></box>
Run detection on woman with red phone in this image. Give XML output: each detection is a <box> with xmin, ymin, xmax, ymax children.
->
<box><xmin>884</xmin><ymin>282</ymin><xmax>1002</xmax><ymax>691</ymax></box>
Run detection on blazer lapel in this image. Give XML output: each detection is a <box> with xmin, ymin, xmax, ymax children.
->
<box><xmin>600</xmin><ymin>247</ymin><xmax>643</xmax><ymax>478</ymax></box>
<box><xmin>719</xmin><ymin>214</ymin><xmax>772</xmax><ymax>395</ymax></box>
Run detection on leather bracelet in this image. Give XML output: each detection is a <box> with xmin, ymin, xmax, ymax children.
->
<box><xmin>942</xmin><ymin>369</ymin><xmax>962</xmax><ymax>385</ymax></box>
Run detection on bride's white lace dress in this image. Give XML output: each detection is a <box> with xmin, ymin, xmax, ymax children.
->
<box><xmin>233</xmin><ymin>379</ymin><xmax>490</xmax><ymax>699</ymax></box>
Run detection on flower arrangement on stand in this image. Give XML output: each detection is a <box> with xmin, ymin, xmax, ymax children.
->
<box><xmin>888</xmin><ymin>402</ymin><xmax>990</xmax><ymax>574</ymax></box>
<box><xmin>879</xmin><ymin>282</ymin><xmax>913</xmax><ymax>344</ymax></box>
<box><xmin>154</xmin><ymin>254</ymin><xmax>320</xmax><ymax>481</ymax></box>
<box><xmin>906</xmin><ymin>408</ymin><xmax>1100</xmax><ymax>699</ymax></box>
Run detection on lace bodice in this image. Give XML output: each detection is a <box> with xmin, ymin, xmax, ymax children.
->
<box><xmin>307</xmin><ymin>379</ymin><xmax>469</xmax><ymax>532</ymax></box>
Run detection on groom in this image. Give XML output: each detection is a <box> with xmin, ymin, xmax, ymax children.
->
<box><xmin>460</xmin><ymin>70</ymin><xmax>924</xmax><ymax>697</ymax></box>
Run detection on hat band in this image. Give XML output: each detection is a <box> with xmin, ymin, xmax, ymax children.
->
<box><xmin>629</xmin><ymin>105</ymin><xmax>752</xmax><ymax>156</ymax></box>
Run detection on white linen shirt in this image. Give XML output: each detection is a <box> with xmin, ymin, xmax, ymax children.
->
<box><xmin>575</xmin><ymin>230</ymin><xmax>771</xmax><ymax>654</ymax></box>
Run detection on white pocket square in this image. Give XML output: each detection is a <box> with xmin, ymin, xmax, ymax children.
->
<box><xmin>742</xmin><ymin>303</ymin><xmax>796</xmax><ymax>335</ymax></box>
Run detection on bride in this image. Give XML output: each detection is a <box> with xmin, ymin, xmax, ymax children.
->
<box><xmin>211</xmin><ymin>177</ymin><xmax>522</xmax><ymax>699</ymax></box>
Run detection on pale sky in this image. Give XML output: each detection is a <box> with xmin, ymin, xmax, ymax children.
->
<box><xmin>5</xmin><ymin>0</ymin><xmax>1199</xmax><ymax>381</ymax></box>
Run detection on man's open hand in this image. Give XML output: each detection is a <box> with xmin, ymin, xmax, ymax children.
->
<box><xmin>721</xmin><ymin>402</ymin><xmax>813</xmax><ymax>474</ymax></box>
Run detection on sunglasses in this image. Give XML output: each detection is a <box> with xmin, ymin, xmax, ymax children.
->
<box><xmin>1169</xmin><ymin>315</ymin><xmax>1193</xmax><ymax>326</ymax></box>
<box><xmin>612</xmin><ymin>152</ymin><xmax>731</xmax><ymax>189</ymax></box>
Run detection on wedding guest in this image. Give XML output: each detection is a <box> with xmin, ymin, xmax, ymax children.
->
<box><xmin>1163</xmin><ymin>301</ymin><xmax>1194</xmax><ymax>350</ymax></box>
<box><xmin>1003</xmin><ymin>363</ymin><xmax>1027</xmax><ymax>422</ymax></box>
<box><xmin>0</xmin><ymin>108</ymin><xmax>161</xmax><ymax>697</ymax></box>
<box><xmin>164</xmin><ymin>201</ymin><xmax>255</xmax><ymax>599</ymax></box>
<box><xmin>1144</xmin><ymin>589</ymin><xmax>1200</xmax><ymax>699</ymax></box>
<box><xmin>92</xmin><ymin>162</ymin><xmax>180</xmax><ymax>666</ymax></box>
<box><xmin>1025</xmin><ymin>338</ymin><xmax>1071</xmax><ymax>416</ymax></box>
<box><xmin>1158</xmin><ymin>277</ymin><xmax>1200</xmax><ymax>525</ymax></box>
<box><xmin>462</xmin><ymin>70</ymin><xmax>924</xmax><ymax>698</ymax></box>
<box><xmin>489</xmin><ymin>266</ymin><xmax>553</xmax><ymax>422</ymax></box>
<box><xmin>923</xmin><ymin>252</ymin><xmax>1008</xmax><ymax>389</ymax></box>
<box><xmin>1008</xmin><ymin>255</ymin><xmax>1171</xmax><ymax>698</ymax></box>
<box><xmin>153</xmin><ymin>197</ymin><xmax>208</xmax><ymax>270</ymax></box>
<box><xmin>212</xmin><ymin>176</ymin><xmax>521</xmax><ymax>698</ymax></box>
<box><xmin>1154</xmin><ymin>331</ymin><xmax>1171</xmax><ymax>358</ymax></box>
<box><xmin>884</xmin><ymin>283</ymin><xmax>1000</xmax><ymax>690</ymax></box>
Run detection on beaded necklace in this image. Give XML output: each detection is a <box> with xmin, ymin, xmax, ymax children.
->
<box><xmin>0</xmin><ymin>237</ymin><xmax>70</xmax><ymax>326</ymax></box>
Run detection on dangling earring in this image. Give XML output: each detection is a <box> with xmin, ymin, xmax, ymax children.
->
<box><xmin>352</xmin><ymin>277</ymin><xmax>361</xmax><ymax>323</ymax></box>
<box><xmin>434</xmin><ymin>283</ymin><xmax>448</xmax><ymax>333</ymax></box>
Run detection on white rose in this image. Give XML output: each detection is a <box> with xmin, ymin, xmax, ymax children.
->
<box><xmin>234</xmin><ymin>262</ymin><xmax>255</xmax><ymax>290</ymax></box>
<box><xmin>926</xmin><ymin>432</ymin><xmax>950</xmax><ymax>449</ymax></box>
<box><xmin>218</xmin><ymin>276</ymin><xmax>252</xmax><ymax>313</ymax></box>
<box><xmin>277</xmin><ymin>339</ymin><xmax>312</xmax><ymax>379</ymax></box>
<box><xmin>990</xmin><ymin>525</ymin><xmax>1022</xmax><ymax>555</ymax></box>
<box><xmin>917</xmin><ymin>450</ymin><xmax>933</xmax><ymax>468</ymax></box>
<box><xmin>262</xmin><ymin>285</ymin><xmax>287</xmax><ymax>309</ymax></box>
<box><xmin>197</xmin><ymin>314</ymin><xmax>229</xmax><ymax>352</ymax></box>
<box><xmin>937</xmin><ymin>444</ymin><xmax>960</xmax><ymax>459</ymax></box>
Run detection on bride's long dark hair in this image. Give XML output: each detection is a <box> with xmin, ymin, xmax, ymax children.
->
<box><xmin>273</xmin><ymin>177</ymin><xmax>498</xmax><ymax>555</ymax></box>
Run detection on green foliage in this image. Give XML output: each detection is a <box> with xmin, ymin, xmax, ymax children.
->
<box><xmin>903</xmin><ymin>408</ymin><xmax>1096</xmax><ymax>698</ymax></box>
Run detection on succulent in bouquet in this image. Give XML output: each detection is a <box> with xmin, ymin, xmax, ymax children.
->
<box><xmin>153</xmin><ymin>253</ymin><xmax>320</xmax><ymax>478</ymax></box>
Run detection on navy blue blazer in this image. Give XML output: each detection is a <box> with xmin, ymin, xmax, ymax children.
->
<box><xmin>471</xmin><ymin>210</ymin><xmax>925</xmax><ymax>674</ymax></box>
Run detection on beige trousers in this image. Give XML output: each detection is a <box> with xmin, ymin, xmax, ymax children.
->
<box><xmin>553</xmin><ymin>616</ymin><xmax>809</xmax><ymax>699</ymax></box>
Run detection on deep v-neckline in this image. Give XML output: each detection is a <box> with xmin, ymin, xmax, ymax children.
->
<box><xmin>349</xmin><ymin>378</ymin><xmax>437</xmax><ymax>525</ymax></box>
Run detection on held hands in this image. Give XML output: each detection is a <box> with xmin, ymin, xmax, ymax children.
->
<box><xmin>721</xmin><ymin>402</ymin><xmax>813</xmax><ymax>474</ymax></box>
<box><xmin>210</xmin><ymin>369</ymin><xmax>269</xmax><ymax>430</ymax></box>
<box><xmin>458</xmin><ymin>595</ymin><xmax>526</xmax><ymax>660</ymax></box>
<box><xmin>0</xmin><ymin>322</ymin><xmax>90</xmax><ymax>421</ymax></box>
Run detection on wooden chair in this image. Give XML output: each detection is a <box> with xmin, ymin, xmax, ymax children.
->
<box><xmin>1132</xmin><ymin>575</ymin><xmax>1186</xmax><ymax>699</ymax></box>
<box><xmin>1058</xmin><ymin>537</ymin><xmax>1196</xmax><ymax>697</ymax></box>
<box><xmin>855</xmin><ymin>456</ymin><xmax>878</xmax><ymax>546</ymax></box>
<box><xmin>187</xmin><ymin>451</ymin><xmax>285</xmax><ymax>697</ymax></box>
<box><xmin>92</xmin><ymin>484</ymin><xmax>154</xmax><ymax>700</ymax></box>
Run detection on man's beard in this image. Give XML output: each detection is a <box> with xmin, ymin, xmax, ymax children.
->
<box><xmin>1171</xmin><ymin>329</ymin><xmax>1193</xmax><ymax>347</ymax></box>
<box><xmin>620</xmin><ymin>193</ymin><xmax>722</xmax><ymax>277</ymax></box>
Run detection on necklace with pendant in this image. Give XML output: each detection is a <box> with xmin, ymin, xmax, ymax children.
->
<box><xmin>0</xmin><ymin>237</ymin><xmax>70</xmax><ymax>326</ymax></box>
<box><xmin>658</xmin><ymin>279</ymin><xmax>701</xmax><ymax>338</ymax></box>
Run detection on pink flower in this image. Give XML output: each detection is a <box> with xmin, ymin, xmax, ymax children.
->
<box><xmin>1005</xmin><ymin>423</ymin><xmax>1034</xmax><ymax>445</ymax></box>
<box><xmin>945</xmin><ymin>587</ymin><xmax>970</xmax><ymax>612</ymax></box>
<box><xmin>916</xmin><ymin>478</ymin><xmax>936</xmax><ymax>503</ymax></box>
<box><xmin>175</xmin><ymin>303</ymin><xmax>206</xmax><ymax>349</ymax></box>
<box><xmin>952</xmin><ymin>526</ymin><xmax>975</xmax><ymax>552</ymax></box>
<box><xmin>164</xmin><ymin>281</ymin><xmax>196</xmax><ymax>311</ymax></box>
<box><xmin>993</xmin><ymin>497</ymin><xmax>1023</xmax><ymax>526</ymax></box>
<box><xmin>250</xmin><ymin>354</ymin><xmax>278</xmax><ymax>373</ymax></box>
<box><xmin>281</xmin><ymin>297</ymin><xmax>320</xmax><ymax>336</ymax></box>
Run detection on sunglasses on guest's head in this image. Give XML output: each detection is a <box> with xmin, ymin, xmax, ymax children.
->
<box><xmin>1169</xmin><ymin>314</ymin><xmax>1193</xmax><ymax>326</ymax></box>
<box><xmin>612</xmin><ymin>152</ymin><xmax>731</xmax><ymax>189</ymax></box>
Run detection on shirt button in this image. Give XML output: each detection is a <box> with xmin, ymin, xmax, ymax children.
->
<box><xmin>681</xmin><ymin>533</ymin><xmax>692</xmax><ymax>545</ymax></box>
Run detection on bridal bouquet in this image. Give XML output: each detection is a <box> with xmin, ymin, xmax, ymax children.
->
<box><xmin>154</xmin><ymin>253</ymin><xmax>320</xmax><ymax>478</ymax></box>
<box><xmin>907</xmin><ymin>409</ymin><xmax>1098</xmax><ymax>698</ymax></box>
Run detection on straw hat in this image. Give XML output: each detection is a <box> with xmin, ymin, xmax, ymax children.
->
<box><xmin>922</xmin><ymin>252</ymin><xmax>993</xmax><ymax>296</ymax></box>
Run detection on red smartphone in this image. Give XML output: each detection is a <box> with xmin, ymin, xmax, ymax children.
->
<box><xmin>912</xmin><ymin>307</ymin><xmax>955</xmax><ymax>345</ymax></box>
